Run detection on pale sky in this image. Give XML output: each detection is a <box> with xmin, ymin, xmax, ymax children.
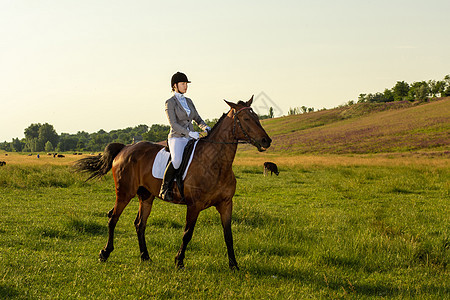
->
<box><xmin>1</xmin><ymin>0</ymin><xmax>449</xmax><ymax>142</ymax></box>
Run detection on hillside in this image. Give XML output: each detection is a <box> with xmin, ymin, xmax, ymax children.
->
<box><xmin>242</xmin><ymin>97</ymin><xmax>450</xmax><ymax>155</ymax></box>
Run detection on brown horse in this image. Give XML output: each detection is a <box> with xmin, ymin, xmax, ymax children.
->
<box><xmin>74</xmin><ymin>96</ymin><xmax>271</xmax><ymax>270</ymax></box>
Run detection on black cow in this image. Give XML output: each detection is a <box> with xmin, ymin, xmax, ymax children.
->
<box><xmin>264</xmin><ymin>162</ymin><xmax>279</xmax><ymax>176</ymax></box>
<box><xmin>0</xmin><ymin>161</ymin><xmax>6</xmax><ymax>166</ymax></box>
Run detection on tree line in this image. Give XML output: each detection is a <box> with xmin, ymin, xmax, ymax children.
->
<box><xmin>356</xmin><ymin>75</ymin><xmax>450</xmax><ymax>103</ymax></box>
<box><xmin>0</xmin><ymin>118</ymin><xmax>220</xmax><ymax>153</ymax></box>
<box><xmin>288</xmin><ymin>74</ymin><xmax>450</xmax><ymax>115</ymax></box>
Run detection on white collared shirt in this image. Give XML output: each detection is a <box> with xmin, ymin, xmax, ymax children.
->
<box><xmin>174</xmin><ymin>92</ymin><xmax>191</xmax><ymax>116</ymax></box>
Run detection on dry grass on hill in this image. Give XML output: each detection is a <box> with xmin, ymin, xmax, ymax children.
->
<box><xmin>255</xmin><ymin>97</ymin><xmax>450</xmax><ymax>155</ymax></box>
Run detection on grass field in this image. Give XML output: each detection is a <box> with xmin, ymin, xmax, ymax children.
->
<box><xmin>0</xmin><ymin>153</ymin><xmax>448</xmax><ymax>299</ymax></box>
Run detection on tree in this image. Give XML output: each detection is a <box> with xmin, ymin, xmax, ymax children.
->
<box><xmin>366</xmin><ymin>93</ymin><xmax>387</xmax><ymax>103</ymax></box>
<box><xmin>57</xmin><ymin>134</ymin><xmax>79</xmax><ymax>152</ymax></box>
<box><xmin>442</xmin><ymin>75</ymin><xmax>450</xmax><ymax>96</ymax></box>
<box><xmin>24</xmin><ymin>123</ymin><xmax>41</xmax><ymax>152</ymax></box>
<box><xmin>383</xmin><ymin>89</ymin><xmax>395</xmax><ymax>102</ymax></box>
<box><xmin>38</xmin><ymin>123</ymin><xmax>59</xmax><ymax>151</ymax></box>
<box><xmin>288</xmin><ymin>107</ymin><xmax>299</xmax><ymax>115</ymax></box>
<box><xmin>45</xmin><ymin>141</ymin><xmax>54</xmax><ymax>152</ymax></box>
<box><xmin>300</xmin><ymin>106</ymin><xmax>308</xmax><ymax>114</ymax></box>
<box><xmin>11</xmin><ymin>138</ymin><xmax>23</xmax><ymax>152</ymax></box>
<box><xmin>23</xmin><ymin>123</ymin><xmax>59</xmax><ymax>152</ymax></box>
<box><xmin>143</xmin><ymin>124</ymin><xmax>170</xmax><ymax>142</ymax></box>
<box><xmin>416</xmin><ymin>85</ymin><xmax>429</xmax><ymax>102</ymax></box>
<box><xmin>0</xmin><ymin>141</ymin><xmax>11</xmax><ymax>151</ymax></box>
<box><xmin>24</xmin><ymin>139</ymin><xmax>38</xmax><ymax>152</ymax></box>
<box><xmin>269</xmin><ymin>107</ymin><xmax>274</xmax><ymax>118</ymax></box>
<box><xmin>24</xmin><ymin>123</ymin><xmax>41</xmax><ymax>140</ymax></box>
<box><xmin>76</xmin><ymin>140</ymin><xmax>85</xmax><ymax>151</ymax></box>
<box><xmin>408</xmin><ymin>81</ymin><xmax>429</xmax><ymax>101</ymax></box>
<box><xmin>427</xmin><ymin>80</ymin><xmax>447</xmax><ymax>97</ymax></box>
<box><xmin>358</xmin><ymin>94</ymin><xmax>367</xmax><ymax>103</ymax></box>
<box><xmin>393</xmin><ymin>81</ymin><xmax>410</xmax><ymax>101</ymax></box>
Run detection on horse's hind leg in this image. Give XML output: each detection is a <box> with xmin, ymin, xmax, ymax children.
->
<box><xmin>175</xmin><ymin>204</ymin><xmax>200</xmax><ymax>269</ymax></box>
<box><xmin>99</xmin><ymin>194</ymin><xmax>132</xmax><ymax>262</ymax></box>
<box><xmin>216</xmin><ymin>199</ymin><xmax>239</xmax><ymax>270</ymax></box>
<box><xmin>134</xmin><ymin>189</ymin><xmax>155</xmax><ymax>261</ymax></box>
<box><xmin>107</xmin><ymin>207</ymin><xmax>114</xmax><ymax>218</ymax></box>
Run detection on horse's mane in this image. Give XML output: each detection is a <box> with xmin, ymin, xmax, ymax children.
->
<box><xmin>200</xmin><ymin>102</ymin><xmax>248</xmax><ymax>140</ymax></box>
<box><xmin>201</xmin><ymin>112</ymin><xmax>228</xmax><ymax>140</ymax></box>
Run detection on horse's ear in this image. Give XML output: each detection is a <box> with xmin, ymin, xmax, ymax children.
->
<box><xmin>224</xmin><ymin>99</ymin><xmax>238</xmax><ymax>110</ymax></box>
<box><xmin>246</xmin><ymin>95</ymin><xmax>254</xmax><ymax>107</ymax></box>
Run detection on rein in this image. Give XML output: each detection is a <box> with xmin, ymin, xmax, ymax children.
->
<box><xmin>199</xmin><ymin>107</ymin><xmax>256</xmax><ymax>146</ymax></box>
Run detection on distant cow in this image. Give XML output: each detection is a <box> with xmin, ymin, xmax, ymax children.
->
<box><xmin>57</xmin><ymin>154</ymin><xmax>65</xmax><ymax>158</ymax></box>
<box><xmin>0</xmin><ymin>161</ymin><xmax>6</xmax><ymax>166</ymax></box>
<box><xmin>264</xmin><ymin>162</ymin><xmax>279</xmax><ymax>176</ymax></box>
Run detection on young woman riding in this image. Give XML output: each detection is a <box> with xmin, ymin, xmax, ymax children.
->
<box><xmin>159</xmin><ymin>72</ymin><xmax>210</xmax><ymax>201</ymax></box>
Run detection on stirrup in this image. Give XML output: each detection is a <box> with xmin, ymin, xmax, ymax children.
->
<box><xmin>159</xmin><ymin>188</ymin><xmax>173</xmax><ymax>201</ymax></box>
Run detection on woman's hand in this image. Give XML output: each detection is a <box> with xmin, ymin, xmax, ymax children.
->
<box><xmin>188</xmin><ymin>131</ymin><xmax>200</xmax><ymax>140</ymax></box>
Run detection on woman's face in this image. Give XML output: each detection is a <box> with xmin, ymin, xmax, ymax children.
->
<box><xmin>175</xmin><ymin>82</ymin><xmax>188</xmax><ymax>94</ymax></box>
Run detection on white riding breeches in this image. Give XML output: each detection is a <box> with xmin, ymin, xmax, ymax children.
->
<box><xmin>168</xmin><ymin>137</ymin><xmax>190</xmax><ymax>169</ymax></box>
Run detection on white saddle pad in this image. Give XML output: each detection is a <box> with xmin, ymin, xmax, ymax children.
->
<box><xmin>152</xmin><ymin>140</ymin><xmax>199</xmax><ymax>180</ymax></box>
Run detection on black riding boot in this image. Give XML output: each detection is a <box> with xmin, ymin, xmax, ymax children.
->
<box><xmin>159</xmin><ymin>162</ymin><xmax>178</xmax><ymax>201</ymax></box>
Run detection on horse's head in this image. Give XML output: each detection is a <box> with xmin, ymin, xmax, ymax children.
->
<box><xmin>224</xmin><ymin>96</ymin><xmax>272</xmax><ymax>152</ymax></box>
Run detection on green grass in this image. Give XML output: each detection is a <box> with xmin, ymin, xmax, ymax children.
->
<box><xmin>0</xmin><ymin>163</ymin><xmax>449</xmax><ymax>299</ymax></box>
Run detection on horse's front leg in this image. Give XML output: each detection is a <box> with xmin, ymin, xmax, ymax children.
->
<box><xmin>216</xmin><ymin>199</ymin><xmax>239</xmax><ymax>270</ymax></box>
<box><xmin>175</xmin><ymin>204</ymin><xmax>200</xmax><ymax>269</ymax></box>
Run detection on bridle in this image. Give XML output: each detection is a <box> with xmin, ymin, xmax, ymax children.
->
<box><xmin>200</xmin><ymin>106</ymin><xmax>258</xmax><ymax>146</ymax></box>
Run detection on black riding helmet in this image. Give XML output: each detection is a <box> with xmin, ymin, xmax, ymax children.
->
<box><xmin>171</xmin><ymin>72</ymin><xmax>191</xmax><ymax>90</ymax></box>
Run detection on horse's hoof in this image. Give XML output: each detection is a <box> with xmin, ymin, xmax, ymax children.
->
<box><xmin>229</xmin><ymin>262</ymin><xmax>239</xmax><ymax>271</ymax></box>
<box><xmin>99</xmin><ymin>249</ymin><xmax>109</xmax><ymax>262</ymax></box>
<box><xmin>141</xmin><ymin>252</ymin><xmax>151</xmax><ymax>261</ymax></box>
<box><xmin>175</xmin><ymin>258</ymin><xmax>185</xmax><ymax>270</ymax></box>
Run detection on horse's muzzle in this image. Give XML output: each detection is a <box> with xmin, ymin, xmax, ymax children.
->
<box><xmin>257</xmin><ymin>137</ymin><xmax>272</xmax><ymax>152</ymax></box>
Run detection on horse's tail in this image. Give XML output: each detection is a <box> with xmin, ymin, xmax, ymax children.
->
<box><xmin>74</xmin><ymin>143</ymin><xmax>126</xmax><ymax>181</ymax></box>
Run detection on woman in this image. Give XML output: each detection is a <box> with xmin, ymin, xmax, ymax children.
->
<box><xmin>159</xmin><ymin>72</ymin><xmax>210</xmax><ymax>201</ymax></box>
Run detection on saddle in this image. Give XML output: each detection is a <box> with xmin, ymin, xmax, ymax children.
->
<box><xmin>152</xmin><ymin>139</ymin><xmax>198</xmax><ymax>202</ymax></box>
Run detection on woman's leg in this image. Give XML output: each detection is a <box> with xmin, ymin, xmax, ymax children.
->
<box><xmin>159</xmin><ymin>137</ymin><xmax>189</xmax><ymax>200</ymax></box>
<box><xmin>169</xmin><ymin>137</ymin><xmax>189</xmax><ymax>169</ymax></box>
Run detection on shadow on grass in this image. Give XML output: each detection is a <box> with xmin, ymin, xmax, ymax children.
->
<box><xmin>149</xmin><ymin>217</ymin><xmax>184</xmax><ymax>229</ymax></box>
<box><xmin>243</xmin><ymin>264</ymin><xmax>449</xmax><ymax>297</ymax></box>
<box><xmin>66</xmin><ymin>218</ymin><xmax>107</xmax><ymax>236</ymax></box>
<box><xmin>38</xmin><ymin>228</ymin><xmax>74</xmax><ymax>239</ymax></box>
<box><xmin>389</xmin><ymin>187</ymin><xmax>420</xmax><ymax>194</ymax></box>
<box><xmin>232</xmin><ymin>209</ymin><xmax>278</xmax><ymax>228</ymax></box>
<box><xmin>0</xmin><ymin>284</ymin><xmax>20</xmax><ymax>299</ymax></box>
<box><xmin>91</xmin><ymin>211</ymin><xmax>110</xmax><ymax>218</ymax></box>
<box><xmin>239</xmin><ymin>168</ymin><xmax>262</xmax><ymax>175</ymax></box>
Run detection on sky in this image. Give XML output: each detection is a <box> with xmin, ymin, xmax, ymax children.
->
<box><xmin>1</xmin><ymin>0</ymin><xmax>449</xmax><ymax>142</ymax></box>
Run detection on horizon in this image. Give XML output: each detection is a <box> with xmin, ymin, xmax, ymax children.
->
<box><xmin>2</xmin><ymin>0</ymin><xmax>450</xmax><ymax>142</ymax></box>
